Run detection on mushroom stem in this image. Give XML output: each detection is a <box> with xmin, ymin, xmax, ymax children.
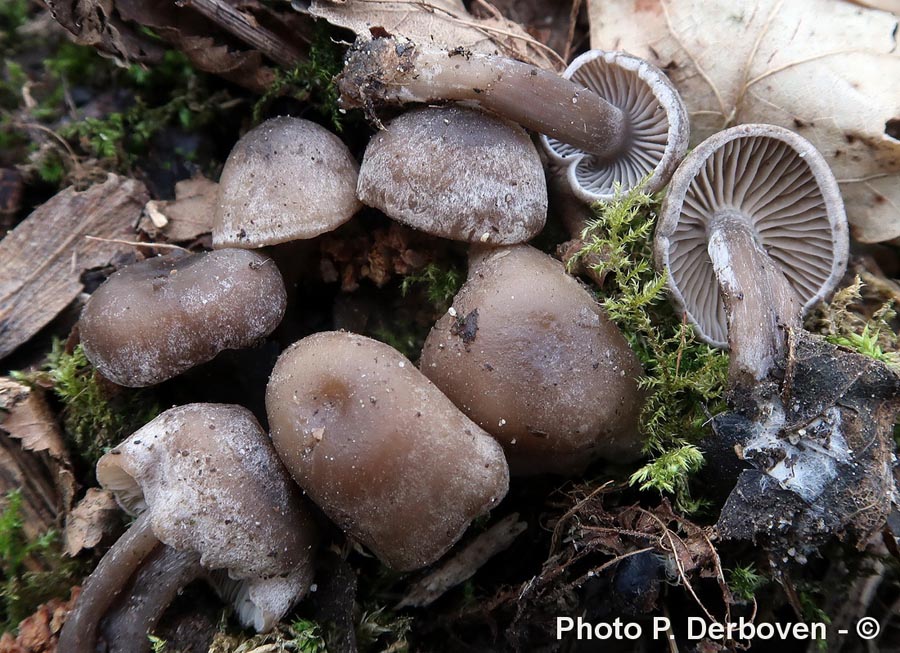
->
<box><xmin>58</xmin><ymin>512</ymin><xmax>159</xmax><ymax>653</ymax></box>
<box><xmin>336</xmin><ymin>38</ymin><xmax>630</xmax><ymax>160</ymax></box>
<box><xmin>57</xmin><ymin>512</ymin><xmax>203</xmax><ymax>653</ymax></box>
<box><xmin>706</xmin><ymin>211</ymin><xmax>801</xmax><ymax>384</ymax></box>
<box><xmin>98</xmin><ymin>545</ymin><xmax>203</xmax><ymax>653</ymax></box>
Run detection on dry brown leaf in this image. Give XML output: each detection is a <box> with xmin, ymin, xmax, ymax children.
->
<box><xmin>301</xmin><ymin>0</ymin><xmax>565</xmax><ymax>69</ymax></box>
<box><xmin>0</xmin><ymin>379</ymin><xmax>75</xmax><ymax>541</ymax></box>
<box><xmin>0</xmin><ymin>174</ymin><xmax>147</xmax><ymax>361</ymax></box>
<box><xmin>138</xmin><ymin>175</ymin><xmax>218</xmax><ymax>243</ymax></box>
<box><xmin>63</xmin><ymin>488</ymin><xmax>122</xmax><ymax>556</ymax></box>
<box><xmin>590</xmin><ymin>0</ymin><xmax>900</xmax><ymax>242</ymax></box>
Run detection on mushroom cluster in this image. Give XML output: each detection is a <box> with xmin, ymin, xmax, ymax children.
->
<box><xmin>57</xmin><ymin>31</ymin><xmax>891</xmax><ymax>650</ymax></box>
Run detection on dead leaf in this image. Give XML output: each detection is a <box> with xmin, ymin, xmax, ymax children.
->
<box><xmin>301</xmin><ymin>0</ymin><xmax>565</xmax><ymax>70</ymax></box>
<box><xmin>64</xmin><ymin>488</ymin><xmax>122</xmax><ymax>556</ymax></box>
<box><xmin>0</xmin><ymin>588</ymin><xmax>78</xmax><ymax>653</ymax></box>
<box><xmin>0</xmin><ymin>174</ymin><xmax>147</xmax><ymax>361</ymax></box>
<box><xmin>590</xmin><ymin>0</ymin><xmax>900</xmax><ymax>242</ymax></box>
<box><xmin>138</xmin><ymin>175</ymin><xmax>218</xmax><ymax>243</ymax></box>
<box><xmin>0</xmin><ymin>378</ymin><xmax>75</xmax><ymax>542</ymax></box>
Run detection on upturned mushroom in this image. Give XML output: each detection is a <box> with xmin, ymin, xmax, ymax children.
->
<box><xmin>58</xmin><ymin>404</ymin><xmax>318</xmax><ymax>653</ymax></box>
<box><xmin>79</xmin><ymin>248</ymin><xmax>286</xmax><ymax>387</ymax></box>
<box><xmin>655</xmin><ymin>124</ymin><xmax>898</xmax><ymax>550</ymax></box>
<box><xmin>337</xmin><ymin>38</ymin><xmax>688</xmax><ymax>200</ymax></box>
<box><xmin>540</xmin><ymin>50</ymin><xmax>689</xmax><ymax>202</ymax></box>
<box><xmin>213</xmin><ymin>116</ymin><xmax>361</xmax><ymax>248</ymax></box>
<box><xmin>655</xmin><ymin>124</ymin><xmax>849</xmax><ymax>358</ymax></box>
<box><xmin>356</xmin><ymin>105</ymin><xmax>547</xmax><ymax>244</ymax></box>
<box><xmin>420</xmin><ymin>245</ymin><xmax>644</xmax><ymax>475</ymax></box>
<box><xmin>265</xmin><ymin>331</ymin><xmax>509</xmax><ymax>571</ymax></box>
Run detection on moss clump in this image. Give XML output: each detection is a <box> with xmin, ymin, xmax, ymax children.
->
<box><xmin>570</xmin><ymin>185</ymin><xmax>729</xmax><ymax>511</ymax></box>
<box><xmin>16</xmin><ymin>341</ymin><xmax>158</xmax><ymax>466</ymax></box>
<box><xmin>252</xmin><ymin>25</ymin><xmax>351</xmax><ymax>132</ymax></box>
<box><xmin>400</xmin><ymin>261</ymin><xmax>464</xmax><ymax>310</ymax></box>
<box><xmin>0</xmin><ymin>490</ymin><xmax>82</xmax><ymax>631</ymax></box>
<box><xmin>208</xmin><ymin>617</ymin><xmax>328</xmax><ymax>653</ymax></box>
<box><xmin>727</xmin><ymin>563</ymin><xmax>767</xmax><ymax>602</ymax></box>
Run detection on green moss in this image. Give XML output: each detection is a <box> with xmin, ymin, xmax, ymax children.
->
<box><xmin>0</xmin><ymin>490</ymin><xmax>83</xmax><ymax>631</ymax></box>
<box><xmin>207</xmin><ymin>616</ymin><xmax>328</xmax><ymax>652</ymax></box>
<box><xmin>15</xmin><ymin>341</ymin><xmax>158</xmax><ymax>467</ymax></box>
<box><xmin>727</xmin><ymin>563</ymin><xmax>767</xmax><ymax>602</ymax></box>
<box><xmin>571</xmin><ymin>185</ymin><xmax>729</xmax><ymax>510</ymax></box>
<box><xmin>252</xmin><ymin>25</ymin><xmax>351</xmax><ymax>132</ymax></box>
<box><xmin>400</xmin><ymin>262</ymin><xmax>464</xmax><ymax>310</ymax></box>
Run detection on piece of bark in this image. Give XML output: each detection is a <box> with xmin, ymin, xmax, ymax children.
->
<box><xmin>0</xmin><ymin>379</ymin><xmax>76</xmax><ymax>546</ymax></box>
<box><xmin>396</xmin><ymin>513</ymin><xmax>527</xmax><ymax>608</ymax></box>
<box><xmin>137</xmin><ymin>175</ymin><xmax>218</xmax><ymax>243</ymax></box>
<box><xmin>0</xmin><ymin>174</ymin><xmax>148</xmax><ymax>361</ymax></box>
<box><xmin>64</xmin><ymin>488</ymin><xmax>122</xmax><ymax>557</ymax></box>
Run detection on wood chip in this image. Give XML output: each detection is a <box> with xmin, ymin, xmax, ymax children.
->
<box><xmin>0</xmin><ymin>174</ymin><xmax>148</xmax><ymax>360</ymax></box>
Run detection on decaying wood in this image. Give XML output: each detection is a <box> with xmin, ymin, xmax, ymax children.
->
<box><xmin>0</xmin><ymin>379</ymin><xmax>75</xmax><ymax>545</ymax></box>
<box><xmin>0</xmin><ymin>175</ymin><xmax>147</xmax><ymax>361</ymax></box>
<box><xmin>397</xmin><ymin>513</ymin><xmax>527</xmax><ymax>608</ymax></box>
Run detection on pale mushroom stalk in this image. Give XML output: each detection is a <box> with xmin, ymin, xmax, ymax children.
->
<box><xmin>57</xmin><ymin>513</ymin><xmax>204</xmax><ymax>653</ymax></box>
<box><xmin>337</xmin><ymin>37</ymin><xmax>630</xmax><ymax>159</ymax></box>
<box><xmin>706</xmin><ymin>211</ymin><xmax>800</xmax><ymax>384</ymax></box>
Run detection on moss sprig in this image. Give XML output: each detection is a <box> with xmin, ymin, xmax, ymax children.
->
<box><xmin>571</xmin><ymin>185</ymin><xmax>729</xmax><ymax>510</ymax></box>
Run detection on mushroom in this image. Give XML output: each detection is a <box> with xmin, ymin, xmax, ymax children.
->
<box><xmin>654</xmin><ymin>124</ymin><xmax>849</xmax><ymax>367</ymax></box>
<box><xmin>58</xmin><ymin>404</ymin><xmax>318</xmax><ymax>653</ymax></box>
<box><xmin>356</xmin><ymin>105</ymin><xmax>547</xmax><ymax>244</ymax></box>
<box><xmin>79</xmin><ymin>248</ymin><xmax>286</xmax><ymax>387</ymax></box>
<box><xmin>213</xmin><ymin>117</ymin><xmax>361</xmax><ymax>248</ymax></box>
<box><xmin>265</xmin><ymin>331</ymin><xmax>509</xmax><ymax>571</ymax></box>
<box><xmin>337</xmin><ymin>38</ymin><xmax>688</xmax><ymax>200</ymax></box>
<box><xmin>420</xmin><ymin>245</ymin><xmax>644</xmax><ymax>476</ymax></box>
<box><xmin>539</xmin><ymin>50</ymin><xmax>689</xmax><ymax>202</ymax></box>
<box><xmin>655</xmin><ymin>125</ymin><xmax>899</xmax><ymax>551</ymax></box>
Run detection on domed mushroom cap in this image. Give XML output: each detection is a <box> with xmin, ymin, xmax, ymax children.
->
<box><xmin>266</xmin><ymin>331</ymin><xmax>509</xmax><ymax>571</ymax></box>
<box><xmin>421</xmin><ymin>245</ymin><xmax>644</xmax><ymax>475</ymax></box>
<box><xmin>357</xmin><ymin>106</ymin><xmax>547</xmax><ymax>244</ymax></box>
<box><xmin>97</xmin><ymin>403</ymin><xmax>318</xmax><ymax>631</ymax></box>
<box><xmin>541</xmin><ymin>50</ymin><xmax>689</xmax><ymax>203</ymax></box>
<box><xmin>655</xmin><ymin>124</ymin><xmax>849</xmax><ymax>347</ymax></box>
<box><xmin>80</xmin><ymin>249</ymin><xmax>286</xmax><ymax>387</ymax></box>
<box><xmin>214</xmin><ymin>117</ymin><xmax>361</xmax><ymax>248</ymax></box>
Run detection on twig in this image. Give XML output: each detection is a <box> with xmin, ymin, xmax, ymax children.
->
<box><xmin>83</xmin><ymin>236</ymin><xmax>188</xmax><ymax>251</ymax></box>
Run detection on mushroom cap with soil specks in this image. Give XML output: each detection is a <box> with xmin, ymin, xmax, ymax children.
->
<box><xmin>213</xmin><ymin>117</ymin><xmax>361</xmax><ymax>248</ymax></box>
<box><xmin>420</xmin><ymin>245</ymin><xmax>645</xmax><ymax>476</ymax></box>
<box><xmin>357</xmin><ymin>105</ymin><xmax>547</xmax><ymax>244</ymax></box>
<box><xmin>79</xmin><ymin>249</ymin><xmax>286</xmax><ymax>387</ymax></box>
<box><xmin>654</xmin><ymin>124</ymin><xmax>849</xmax><ymax>348</ymax></box>
<box><xmin>265</xmin><ymin>331</ymin><xmax>510</xmax><ymax>571</ymax></box>
<box><xmin>541</xmin><ymin>50</ymin><xmax>689</xmax><ymax>203</ymax></box>
<box><xmin>96</xmin><ymin>404</ymin><xmax>318</xmax><ymax>631</ymax></box>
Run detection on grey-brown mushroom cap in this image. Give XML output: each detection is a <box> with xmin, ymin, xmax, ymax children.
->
<box><xmin>420</xmin><ymin>245</ymin><xmax>645</xmax><ymax>476</ymax></box>
<box><xmin>654</xmin><ymin>124</ymin><xmax>849</xmax><ymax>348</ymax></box>
<box><xmin>540</xmin><ymin>50</ymin><xmax>689</xmax><ymax>203</ymax></box>
<box><xmin>266</xmin><ymin>331</ymin><xmax>510</xmax><ymax>571</ymax></box>
<box><xmin>79</xmin><ymin>249</ymin><xmax>287</xmax><ymax>387</ymax></box>
<box><xmin>357</xmin><ymin>105</ymin><xmax>547</xmax><ymax>244</ymax></box>
<box><xmin>213</xmin><ymin>116</ymin><xmax>361</xmax><ymax>248</ymax></box>
<box><xmin>96</xmin><ymin>403</ymin><xmax>318</xmax><ymax>631</ymax></box>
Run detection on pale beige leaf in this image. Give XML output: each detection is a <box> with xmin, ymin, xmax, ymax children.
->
<box><xmin>590</xmin><ymin>0</ymin><xmax>900</xmax><ymax>242</ymax></box>
<box><xmin>302</xmin><ymin>0</ymin><xmax>564</xmax><ymax>69</ymax></box>
<box><xmin>138</xmin><ymin>175</ymin><xmax>218</xmax><ymax>242</ymax></box>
